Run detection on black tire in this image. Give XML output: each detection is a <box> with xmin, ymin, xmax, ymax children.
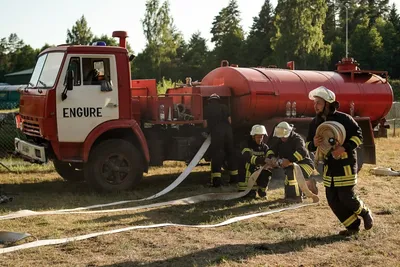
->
<box><xmin>85</xmin><ymin>139</ymin><xmax>144</xmax><ymax>192</ymax></box>
<box><xmin>53</xmin><ymin>159</ymin><xmax>85</xmax><ymax>182</ymax></box>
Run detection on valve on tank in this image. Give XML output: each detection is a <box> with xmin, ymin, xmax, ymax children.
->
<box><xmin>292</xmin><ymin>102</ymin><xmax>297</xmax><ymax>117</ymax></box>
<box><xmin>350</xmin><ymin>101</ymin><xmax>355</xmax><ymax>117</ymax></box>
<box><xmin>286</xmin><ymin>101</ymin><xmax>291</xmax><ymax>117</ymax></box>
<box><xmin>159</xmin><ymin>104</ymin><xmax>165</xmax><ymax>121</ymax></box>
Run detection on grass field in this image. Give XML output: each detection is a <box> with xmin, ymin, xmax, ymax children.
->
<box><xmin>0</xmin><ymin>137</ymin><xmax>399</xmax><ymax>267</ymax></box>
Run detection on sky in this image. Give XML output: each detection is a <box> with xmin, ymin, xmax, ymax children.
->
<box><xmin>0</xmin><ymin>0</ymin><xmax>399</xmax><ymax>54</ymax></box>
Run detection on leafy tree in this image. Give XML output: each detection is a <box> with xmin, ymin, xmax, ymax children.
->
<box><xmin>388</xmin><ymin>3</ymin><xmax>400</xmax><ymax>31</ymax></box>
<box><xmin>210</xmin><ymin>0</ymin><xmax>245</xmax><ymax>65</ymax></box>
<box><xmin>139</xmin><ymin>0</ymin><xmax>182</xmax><ymax>80</ymax></box>
<box><xmin>271</xmin><ymin>0</ymin><xmax>331</xmax><ymax>69</ymax></box>
<box><xmin>66</xmin><ymin>15</ymin><xmax>94</xmax><ymax>45</ymax></box>
<box><xmin>243</xmin><ymin>0</ymin><xmax>274</xmax><ymax>66</ymax></box>
<box><xmin>349</xmin><ymin>16</ymin><xmax>383</xmax><ymax>69</ymax></box>
<box><xmin>375</xmin><ymin>17</ymin><xmax>400</xmax><ymax>77</ymax></box>
<box><xmin>181</xmin><ymin>32</ymin><xmax>210</xmax><ymax>81</ymax></box>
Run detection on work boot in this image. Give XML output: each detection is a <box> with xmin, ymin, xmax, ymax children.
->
<box><xmin>242</xmin><ymin>190</ymin><xmax>257</xmax><ymax>199</ymax></box>
<box><xmin>229</xmin><ymin>176</ymin><xmax>238</xmax><ymax>184</ymax></box>
<box><xmin>362</xmin><ymin>211</ymin><xmax>374</xmax><ymax>230</ymax></box>
<box><xmin>257</xmin><ymin>188</ymin><xmax>268</xmax><ymax>199</ymax></box>
<box><xmin>338</xmin><ymin>228</ymin><xmax>360</xmax><ymax>236</ymax></box>
<box><xmin>212</xmin><ymin>177</ymin><xmax>222</xmax><ymax>187</ymax></box>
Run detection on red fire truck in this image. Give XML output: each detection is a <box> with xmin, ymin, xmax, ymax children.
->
<box><xmin>14</xmin><ymin>31</ymin><xmax>393</xmax><ymax>192</ymax></box>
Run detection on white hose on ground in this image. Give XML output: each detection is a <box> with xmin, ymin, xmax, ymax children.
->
<box><xmin>0</xmin><ymin>135</ymin><xmax>319</xmax><ymax>254</ymax></box>
<box><xmin>0</xmin><ymin>164</ymin><xmax>316</xmax><ymax>255</ymax></box>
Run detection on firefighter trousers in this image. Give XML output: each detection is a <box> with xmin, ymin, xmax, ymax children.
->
<box><xmin>238</xmin><ymin>166</ymin><xmax>271</xmax><ymax>194</ymax></box>
<box><xmin>283</xmin><ymin>165</ymin><xmax>309</xmax><ymax>200</ymax></box>
<box><xmin>209</xmin><ymin>125</ymin><xmax>238</xmax><ymax>186</ymax></box>
<box><xmin>326</xmin><ymin>185</ymin><xmax>370</xmax><ymax>230</ymax></box>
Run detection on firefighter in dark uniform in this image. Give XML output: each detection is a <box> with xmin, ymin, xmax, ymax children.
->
<box><xmin>203</xmin><ymin>93</ymin><xmax>238</xmax><ymax>187</ymax></box>
<box><xmin>267</xmin><ymin>122</ymin><xmax>318</xmax><ymax>203</ymax></box>
<box><xmin>238</xmin><ymin>124</ymin><xmax>272</xmax><ymax>198</ymax></box>
<box><xmin>306</xmin><ymin>86</ymin><xmax>373</xmax><ymax>236</ymax></box>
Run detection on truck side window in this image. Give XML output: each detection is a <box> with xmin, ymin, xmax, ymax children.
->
<box><xmin>82</xmin><ymin>58</ymin><xmax>111</xmax><ymax>86</ymax></box>
<box><xmin>66</xmin><ymin>57</ymin><xmax>81</xmax><ymax>86</ymax></box>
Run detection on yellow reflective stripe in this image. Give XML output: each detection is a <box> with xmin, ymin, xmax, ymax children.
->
<box><xmin>229</xmin><ymin>170</ymin><xmax>238</xmax><ymax>175</ymax></box>
<box><xmin>287</xmin><ymin>180</ymin><xmax>298</xmax><ymax>186</ymax></box>
<box><xmin>266</xmin><ymin>150</ymin><xmax>275</xmax><ymax>157</ymax></box>
<box><xmin>343</xmin><ymin>165</ymin><xmax>352</xmax><ymax>177</ymax></box>
<box><xmin>350</xmin><ymin>136</ymin><xmax>362</xmax><ymax>146</ymax></box>
<box><xmin>323</xmin><ymin>165</ymin><xmax>328</xmax><ymax>176</ymax></box>
<box><xmin>285</xmin><ymin>176</ymin><xmax>300</xmax><ymax>196</ymax></box>
<box><xmin>237</xmin><ymin>182</ymin><xmax>247</xmax><ymax>190</ymax></box>
<box><xmin>323</xmin><ymin>182</ymin><xmax>331</xmax><ymax>187</ymax></box>
<box><xmin>343</xmin><ymin>214</ymin><xmax>358</xmax><ymax>227</ymax></box>
<box><xmin>250</xmin><ymin>155</ymin><xmax>257</xmax><ymax>165</ymax></box>
<box><xmin>306</xmin><ymin>141</ymin><xmax>311</xmax><ymax>149</ymax></box>
<box><xmin>242</xmin><ymin>148</ymin><xmax>251</xmax><ymax>154</ymax></box>
<box><xmin>335</xmin><ymin>180</ymin><xmax>357</xmax><ymax>187</ymax></box>
<box><xmin>245</xmin><ymin>163</ymin><xmax>251</xmax><ymax>178</ymax></box>
<box><xmin>299</xmin><ymin>164</ymin><xmax>313</xmax><ymax>176</ymax></box>
<box><xmin>334</xmin><ymin>175</ymin><xmax>356</xmax><ymax>181</ymax></box>
<box><xmin>293</xmin><ymin>151</ymin><xmax>303</xmax><ymax>161</ymax></box>
<box><xmin>211</xmin><ymin>172</ymin><xmax>221</xmax><ymax>178</ymax></box>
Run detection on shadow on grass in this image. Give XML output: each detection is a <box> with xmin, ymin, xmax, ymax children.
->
<box><xmin>0</xmin><ymin>168</ymin><xmax>290</xmax><ymax>212</ymax></box>
<box><xmin>98</xmin><ymin>234</ymin><xmax>346</xmax><ymax>267</ymax></box>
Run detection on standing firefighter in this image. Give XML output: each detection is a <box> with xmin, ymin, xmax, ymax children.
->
<box><xmin>306</xmin><ymin>86</ymin><xmax>373</xmax><ymax>236</ymax></box>
<box><xmin>267</xmin><ymin>122</ymin><xmax>318</xmax><ymax>203</ymax></box>
<box><xmin>203</xmin><ymin>93</ymin><xmax>238</xmax><ymax>187</ymax></box>
<box><xmin>238</xmin><ymin>124</ymin><xmax>272</xmax><ymax>198</ymax></box>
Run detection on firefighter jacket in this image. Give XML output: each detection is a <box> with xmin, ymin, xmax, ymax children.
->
<box><xmin>267</xmin><ymin>131</ymin><xmax>315</xmax><ymax>177</ymax></box>
<box><xmin>203</xmin><ymin>102</ymin><xmax>230</xmax><ymax>132</ymax></box>
<box><xmin>241</xmin><ymin>136</ymin><xmax>269</xmax><ymax>177</ymax></box>
<box><xmin>306</xmin><ymin>111</ymin><xmax>363</xmax><ymax>187</ymax></box>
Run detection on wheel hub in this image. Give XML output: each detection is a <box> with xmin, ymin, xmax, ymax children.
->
<box><xmin>101</xmin><ymin>154</ymin><xmax>131</xmax><ymax>185</ymax></box>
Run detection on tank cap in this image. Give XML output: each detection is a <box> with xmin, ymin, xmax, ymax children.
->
<box><xmin>336</xmin><ymin>57</ymin><xmax>360</xmax><ymax>71</ymax></box>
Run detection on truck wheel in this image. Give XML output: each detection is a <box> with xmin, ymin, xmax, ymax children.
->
<box><xmin>85</xmin><ymin>139</ymin><xmax>144</xmax><ymax>192</ymax></box>
<box><xmin>53</xmin><ymin>160</ymin><xmax>85</xmax><ymax>182</ymax></box>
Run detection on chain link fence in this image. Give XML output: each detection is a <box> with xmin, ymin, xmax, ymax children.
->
<box><xmin>0</xmin><ymin>110</ymin><xmax>26</xmax><ymax>158</ymax></box>
<box><xmin>385</xmin><ymin>102</ymin><xmax>400</xmax><ymax>136</ymax></box>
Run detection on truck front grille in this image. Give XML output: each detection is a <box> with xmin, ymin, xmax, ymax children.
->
<box><xmin>23</xmin><ymin>121</ymin><xmax>41</xmax><ymax>137</ymax></box>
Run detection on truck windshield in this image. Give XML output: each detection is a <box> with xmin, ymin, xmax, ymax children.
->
<box><xmin>28</xmin><ymin>52</ymin><xmax>64</xmax><ymax>89</ymax></box>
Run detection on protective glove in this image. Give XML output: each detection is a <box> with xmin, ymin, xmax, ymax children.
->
<box><xmin>265</xmin><ymin>157</ymin><xmax>278</xmax><ymax>168</ymax></box>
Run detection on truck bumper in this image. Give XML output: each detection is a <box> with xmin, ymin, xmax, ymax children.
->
<box><xmin>14</xmin><ymin>138</ymin><xmax>47</xmax><ymax>163</ymax></box>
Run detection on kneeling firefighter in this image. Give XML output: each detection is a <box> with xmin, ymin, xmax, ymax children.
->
<box><xmin>238</xmin><ymin>124</ymin><xmax>272</xmax><ymax>198</ymax></box>
<box><xmin>267</xmin><ymin>122</ymin><xmax>318</xmax><ymax>203</ymax></box>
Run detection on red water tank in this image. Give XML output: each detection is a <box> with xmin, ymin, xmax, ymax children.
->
<box><xmin>201</xmin><ymin>64</ymin><xmax>393</xmax><ymax>127</ymax></box>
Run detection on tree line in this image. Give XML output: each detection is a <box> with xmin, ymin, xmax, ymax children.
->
<box><xmin>1</xmin><ymin>0</ymin><xmax>400</xmax><ymax>87</ymax></box>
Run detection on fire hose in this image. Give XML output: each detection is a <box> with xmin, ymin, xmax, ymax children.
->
<box><xmin>0</xmin><ymin>135</ymin><xmax>318</xmax><ymax>254</ymax></box>
<box><xmin>314</xmin><ymin>121</ymin><xmax>346</xmax><ymax>163</ymax></box>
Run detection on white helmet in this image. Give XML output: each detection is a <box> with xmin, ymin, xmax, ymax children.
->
<box><xmin>208</xmin><ymin>93</ymin><xmax>220</xmax><ymax>101</ymax></box>
<box><xmin>309</xmin><ymin>86</ymin><xmax>336</xmax><ymax>103</ymax></box>
<box><xmin>273</xmin><ymin>121</ymin><xmax>293</xmax><ymax>138</ymax></box>
<box><xmin>250</xmin><ymin>124</ymin><xmax>267</xmax><ymax>136</ymax></box>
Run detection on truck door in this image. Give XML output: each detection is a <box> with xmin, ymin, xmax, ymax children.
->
<box><xmin>56</xmin><ymin>54</ymin><xmax>119</xmax><ymax>142</ymax></box>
